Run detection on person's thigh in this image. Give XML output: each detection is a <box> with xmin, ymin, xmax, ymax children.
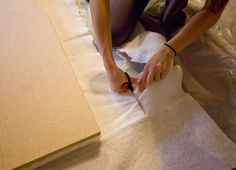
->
<box><xmin>110</xmin><ymin>0</ymin><xmax>150</xmax><ymax>46</ymax></box>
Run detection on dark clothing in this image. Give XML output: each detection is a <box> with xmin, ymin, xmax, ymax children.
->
<box><xmin>110</xmin><ymin>0</ymin><xmax>188</xmax><ymax>46</ymax></box>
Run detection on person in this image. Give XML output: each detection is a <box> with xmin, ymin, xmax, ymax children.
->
<box><xmin>89</xmin><ymin>0</ymin><xmax>229</xmax><ymax>92</ymax></box>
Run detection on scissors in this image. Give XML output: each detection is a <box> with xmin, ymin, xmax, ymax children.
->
<box><xmin>124</xmin><ymin>72</ymin><xmax>145</xmax><ymax>113</ymax></box>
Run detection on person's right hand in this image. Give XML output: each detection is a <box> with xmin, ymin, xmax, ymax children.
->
<box><xmin>106</xmin><ymin>66</ymin><xmax>137</xmax><ymax>92</ymax></box>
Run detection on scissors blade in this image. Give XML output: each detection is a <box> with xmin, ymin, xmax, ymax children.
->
<box><xmin>124</xmin><ymin>72</ymin><xmax>145</xmax><ymax>113</ymax></box>
<box><xmin>130</xmin><ymin>90</ymin><xmax>145</xmax><ymax>113</ymax></box>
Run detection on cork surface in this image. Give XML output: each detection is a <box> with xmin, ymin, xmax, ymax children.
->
<box><xmin>0</xmin><ymin>0</ymin><xmax>100</xmax><ymax>169</ymax></box>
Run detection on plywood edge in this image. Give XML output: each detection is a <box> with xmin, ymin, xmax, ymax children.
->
<box><xmin>0</xmin><ymin>0</ymin><xmax>101</xmax><ymax>169</ymax></box>
<box><xmin>42</xmin><ymin>0</ymin><xmax>100</xmax><ymax>134</ymax></box>
<box><xmin>42</xmin><ymin>0</ymin><xmax>101</xmax><ymax>136</ymax></box>
<box><xmin>15</xmin><ymin>133</ymin><xmax>100</xmax><ymax>170</ymax></box>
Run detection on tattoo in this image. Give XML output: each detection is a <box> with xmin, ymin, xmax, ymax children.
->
<box><xmin>209</xmin><ymin>0</ymin><xmax>229</xmax><ymax>14</ymax></box>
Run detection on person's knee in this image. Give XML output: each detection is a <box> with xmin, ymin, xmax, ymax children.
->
<box><xmin>112</xmin><ymin>31</ymin><xmax>129</xmax><ymax>47</ymax></box>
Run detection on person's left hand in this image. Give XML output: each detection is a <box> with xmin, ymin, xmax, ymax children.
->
<box><xmin>138</xmin><ymin>45</ymin><xmax>174</xmax><ymax>92</ymax></box>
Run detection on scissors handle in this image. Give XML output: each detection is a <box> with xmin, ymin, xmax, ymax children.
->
<box><xmin>124</xmin><ymin>72</ymin><xmax>134</xmax><ymax>92</ymax></box>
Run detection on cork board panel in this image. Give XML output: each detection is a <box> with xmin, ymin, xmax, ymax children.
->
<box><xmin>0</xmin><ymin>0</ymin><xmax>100</xmax><ymax>169</ymax></box>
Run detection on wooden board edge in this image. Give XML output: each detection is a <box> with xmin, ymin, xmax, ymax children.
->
<box><xmin>41</xmin><ymin>0</ymin><xmax>101</xmax><ymax>134</ymax></box>
<box><xmin>14</xmin><ymin>132</ymin><xmax>100</xmax><ymax>170</ymax></box>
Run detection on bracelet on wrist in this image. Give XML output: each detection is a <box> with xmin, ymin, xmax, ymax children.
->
<box><xmin>164</xmin><ymin>43</ymin><xmax>177</xmax><ymax>56</ymax></box>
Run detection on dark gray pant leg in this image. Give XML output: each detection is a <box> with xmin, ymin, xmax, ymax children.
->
<box><xmin>163</xmin><ymin>0</ymin><xmax>188</xmax><ymax>38</ymax></box>
<box><xmin>110</xmin><ymin>0</ymin><xmax>150</xmax><ymax>46</ymax></box>
<box><xmin>140</xmin><ymin>0</ymin><xmax>188</xmax><ymax>39</ymax></box>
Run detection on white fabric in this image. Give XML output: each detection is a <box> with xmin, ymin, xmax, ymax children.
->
<box><xmin>119</xmin><ymin>31</ymin><xmax>166</xmax><ymax>63</ymax></box>
<box><xmin>39</xmin><ymin>0</ymin><xmax>236</xmax><ymax>169</ymax></box>
<box><xmin>180</xmin><ymin>0</ymin><xmax>236</xmax><ymax>143</ymax></box>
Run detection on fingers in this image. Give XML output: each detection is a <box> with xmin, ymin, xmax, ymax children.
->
<box><xmin>138</xmin><ymin>62</ymin><xmax>168</xmax><ymax>92</ymax></box>
<box><xmin>146</xmin><ymin>66</ymin><xmax>155</xmax><ymax>86</ymax></box>
<box><xmin>136</xmin><ymin>48</ymin><xmax>173</xmax><ymax>92</ymax></box>
<box><xmin>112</xmin><ymin>56</ymin><xmax>171</xmax><ymax>93</ymax></box>
<box><xmin>160</xmin><ymin>58</ymin><xmax>171</xmax><ymax>79</ymax></box>
<box><xmin>160</xmin><ymin>65</ymin><xmax>167</xmax><ymax>80</ymax></box>
<box><xmin>131</xmin><ymin>77</ymin><xmax>138</xmax><ymax>85</ymax></box>
<box><xmin>120</xmin><ymin>74</ymin><xmax>138</xmax><ymax>92</ymax></box>
<box><xmin>146</xmin><ymin>66</ymin><xmax>161</xmax><ymax>86</ymax></box>
<box><xmin>138</xmin><ymin>67</ymin><xmax>149</xmax><ymax>92</ymax></box>
<box><xmin>120</xmin><ymin>83</ymin><xmax>129</xmax><ymax>92</ymax></box>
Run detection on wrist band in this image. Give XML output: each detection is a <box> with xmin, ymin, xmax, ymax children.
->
<box><xmin>164</xmin><ymin>43</ymin><xmax>177</xmax><ymax>56</ymax></box>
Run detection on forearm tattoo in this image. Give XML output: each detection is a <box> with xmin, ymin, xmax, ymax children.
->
<box><xmin>209</xmin><ymin>0</ymin><xmax>229</xmax><ymax>14</ymax></box>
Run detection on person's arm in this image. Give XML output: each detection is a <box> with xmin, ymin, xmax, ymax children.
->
<box><xmin>168</xmin><ymin>0</ymin><xmax>229</xmax><ymax>53</ymax></box>
<box><xmin>138</xmin><ymin>0</ymin><xmax>229</xmax><ymax>92</ymax></box>
<box><xmin>90</xmin><ymin>0</ymin><xmax>136</xmax><ymax>92</ymax></box>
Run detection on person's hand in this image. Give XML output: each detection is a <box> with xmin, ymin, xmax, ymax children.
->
<box><xmin>106</xmin><ymin>66</ymin><xmax>137</xmax><ymax>92</ymax></box>
<box><xmin>138</xmin><ymin>45</ymin><xmax>174</xmax><ymax>92</ymax></box>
